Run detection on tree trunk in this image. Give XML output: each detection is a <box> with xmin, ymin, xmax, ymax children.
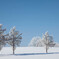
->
<box><xmin>13</xmin><ymin>43</ymin><xmax>14</xmax><ymax>54</ymax></box>
<box><xmin>13</xmin><ymin>36</ymin><xmax>15</xmax><ymax>55</ymax></box>
<box><xmin>46</xmin><ymin>36</ymin><xmax>48</xmax><ymax>53</ymax></box>
<box><xmin>46</xmin><ymin>45</ymin><xmax>48</xmax><ymax>53</ymax></box>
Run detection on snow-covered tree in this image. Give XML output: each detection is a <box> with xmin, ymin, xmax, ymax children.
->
<box><xmin>42</xmin><ymin>32</ymin><xmax>55</xmax><ymax>53</ymax></box>
<box><xmin>28</xmin><ymin>37</ymin><xmax>42</xmax><ymax>47</ymax></box>
<box><xmin>8</xmin><ymin>26</ymin><xmax>22</xmax><ymax>54</ymax></box>
<box><xmin>29</xmin><ymin>32</ymin><xmax>56</xmax><ymax>53</ymax></box>
<box><xmin>0</xmin><ymin>24</ymin><xmax>22</xmax><ymax>54</ymax></box>
<box><xmin>0</xmin><ymin>24</ymin><xmax>6</xmax><ymax>51</ymax></box>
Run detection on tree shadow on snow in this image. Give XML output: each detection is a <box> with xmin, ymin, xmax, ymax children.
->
<box><xmin>0</xmin><ymin>52</ymin><xmax>59</xmax><ymax>56</ymax></box>
<box><xmin>15</xmin><ymin>52</ymin><xmax>59</xmax><ymax>56</ymax></box>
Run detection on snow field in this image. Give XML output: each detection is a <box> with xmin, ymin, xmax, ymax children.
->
<box><xmin>0</xmin><ymin>47</ymin><xmax>59</xmax><ymax>59</ymax></box>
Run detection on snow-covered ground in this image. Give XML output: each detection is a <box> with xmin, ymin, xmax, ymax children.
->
<box><xmin>0</xmin><ymin>47</ymin><xmax>59</xmax><ymax>59</ymax></box>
